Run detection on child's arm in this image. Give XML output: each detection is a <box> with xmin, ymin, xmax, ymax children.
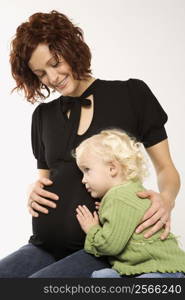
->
<box><xmin>76</xmin><ymin>198</ymin><xmax>145</xmax><ymax>257</ymax></box>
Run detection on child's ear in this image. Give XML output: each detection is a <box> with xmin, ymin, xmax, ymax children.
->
<box><xmin>109</xmin><ymin>160</ymin><xmax>119</xmax><ymax>177</ymax></box>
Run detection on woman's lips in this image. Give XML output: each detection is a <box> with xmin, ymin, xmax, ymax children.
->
<box><xmin>57</xmin><ymin>75</ymin><xmax>68</xmax><ymax>89</ymax></box>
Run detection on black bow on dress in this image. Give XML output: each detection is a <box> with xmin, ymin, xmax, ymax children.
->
<box><xmin>61</xmin><ymin>96</ymin><xmax>91</xmax><ymax>115</ymax></box>
<box><xmin>58</xmin><ymin>79</ymin><xmax>99</xmax><ymax>161</ymax></box>
<box><xmin>59</xmin><ymin>95</ymin><xmax>92</xmax><ymax>161</ymax></box>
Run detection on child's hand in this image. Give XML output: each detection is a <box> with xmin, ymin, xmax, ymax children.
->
<box><xmin>95</xmin><ymin>201</ymin><xmax>101</xmax><ymax>211</ymax></box>
<box><xmin>76</xmin><ymin>205</ymin><xmax>99</xmax><ymax>234</ymax></box>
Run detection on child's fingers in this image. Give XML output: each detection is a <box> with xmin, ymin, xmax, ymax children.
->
<box><xmin>76</xmin><ymin>213</ymin><xmax>83</xmax><ymax>224</ymax></box>
<box><xmin>93</xmin><ymin>211</ymin><xmax>99</xmax><ymax>221</ymax></box>
<box><xmin>76</xmin><ymin>213</ymin><xmax>81</xmax><ymax>221</ymax></box>
<box><xmin>82</xmin><ymin>205</ymin><xmax>93</xmax><ymax>217</ymax></box>
<box><xmin>95</xmin><ymin>202</ymin><xmax>101</xmax><ymax>210</ymax></box>
<box><xmin>76</xmin><ymin>207</ymin><xmax>85</xmax><ymax>218</ymax></box>
<box><xmin>76</xmin><ymin>214</ymin><xmax>86</xmax><ymax>230</ymax></box>
<box><xmin>76</xmin><ymin>205</ymin><xmax>87</xmax><ymax>215</ymax></box>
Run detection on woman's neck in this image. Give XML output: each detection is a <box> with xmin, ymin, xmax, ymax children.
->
<box><xmin>73</xmin><ymin>76</ymin><xmax>96</xmax><ymax>97</ymax></box>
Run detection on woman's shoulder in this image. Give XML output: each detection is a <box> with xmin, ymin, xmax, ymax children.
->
<box><xmin>32</xmin><ymin>96</ymin><xmax>61</xmax><ymax>116</ymax></box>
<box><xmin>98</xmin><ymin>77</ymin><xmax>129</xmax><ymax>87</ymax></box>
<box><xmin>98</xmin><ymin>77</ymin><xmax>147</xmax><ymax>93</ymax></box>
<box><xmin>99</xmin><ymin>77</ymin><xmax>145</xmax><ymax>85</ymax></box>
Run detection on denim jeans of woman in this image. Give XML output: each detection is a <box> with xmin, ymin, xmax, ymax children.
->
<box><xmin>0</xmin><ymin>243</ymin><xmax>110</xmax><ymax>278</ymax></box>
<box><xmin>91</xmin><ymin>268</ymin><xmax>185</xmax><ymax>278</ymax></box>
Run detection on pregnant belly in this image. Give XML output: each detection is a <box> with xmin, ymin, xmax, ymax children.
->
<box><xmin>29</xmin><ymin>161</ymin><xmax>96</xmax><ymax>259</ymax></box>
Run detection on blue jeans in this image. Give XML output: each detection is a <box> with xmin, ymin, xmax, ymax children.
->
<box><xmin>0</xmin><ymin>243</ymin><xmax>110</xmax><ymax>278</ymax></box>
<box><xmin>91</xmin><ymin>268</ymin><xmax>185</xmax><ymax>278</ymax></box>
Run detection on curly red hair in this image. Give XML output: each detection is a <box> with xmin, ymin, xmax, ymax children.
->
<box><xmin>10</xmin><ymin>10</ymin><xmax>92</xmax><ymax>103</ymax></box>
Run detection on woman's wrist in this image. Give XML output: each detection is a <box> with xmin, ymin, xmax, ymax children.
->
<box><xmin>160</xmin><ymin>192</ymin><xmax>176</xmax><ymax>210</ymax></box>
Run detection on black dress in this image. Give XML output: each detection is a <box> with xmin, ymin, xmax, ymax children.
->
<box><xmin>29</xmin><ymin>78</ymin><xmax>168</xmax><ymax>260</ymax></box>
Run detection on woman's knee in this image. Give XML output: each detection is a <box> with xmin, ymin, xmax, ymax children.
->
<box><xmin>0</xmin><ymin>243</ymin><xmax>55</xmax><ymax>278</ymax></box>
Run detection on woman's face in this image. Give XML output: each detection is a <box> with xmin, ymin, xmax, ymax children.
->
<box><xmin>28</xmin><ymin>43</ymin><xmax>82</xmax><ymax>97</ymax></box>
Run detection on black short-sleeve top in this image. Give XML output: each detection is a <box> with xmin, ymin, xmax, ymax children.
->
<box><xmin>29</xmin><ymin>78</ymin><xmax>168</xmax><ymax>259</ymax></box>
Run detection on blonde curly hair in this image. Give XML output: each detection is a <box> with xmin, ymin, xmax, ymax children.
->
<box><xmin>73</xmin><ymin>128</ymin><xmax>149</xmax><ymax>182</ymax></box>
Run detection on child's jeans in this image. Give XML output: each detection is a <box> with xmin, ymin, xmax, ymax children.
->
<box><xmin>91</xmin><ymin>268</ymin><xmax>185</xmax><ymax>278</ymax></box>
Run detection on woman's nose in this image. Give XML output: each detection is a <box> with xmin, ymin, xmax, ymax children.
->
<box><xmin>47</xmin><ymin>70</ymin><xmax>59</xmax><ymax>86</ymax></box>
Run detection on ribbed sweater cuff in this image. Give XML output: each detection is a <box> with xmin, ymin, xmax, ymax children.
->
<box><xmin>84</xmin><ymin>225</ymin><xmax>102</xmax><ymax>256</ymax></box>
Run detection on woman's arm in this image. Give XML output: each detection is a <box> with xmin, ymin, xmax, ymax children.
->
<box><xmin>135</xmin><ymin>139</ymin><xmax>181</xmax><ymax>239</ymax></box>
<box><xmin>27</xmin><ymin>169</ymin><xmax>59</xmax><ymax>217</ymax></box>
<box><xmin>147</xmin><ymin>139</ymin><xmax>180</xmax><ymax>208</ymax></box>
<box><xmin>38</xmin><ymin>169</ymin><xmax>50</xmax><ymax>180</ymax></box>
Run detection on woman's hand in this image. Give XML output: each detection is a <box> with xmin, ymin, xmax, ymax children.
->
<box><xmin>135</xmin><ymin>190</ymin><xmax>172</xmax><ymax>240</ymax></box>
<box><xmin>76</xmin><ymin>205</ymin><xmax>99</xmax><ymax>234</ymax></box>
<box><xmin>27</xmin><ymin>177</ymin><xmax>59</xmax><ymax>217</ymax></box>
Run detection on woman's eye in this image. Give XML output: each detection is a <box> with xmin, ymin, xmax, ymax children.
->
<box><xmin>52</xmin><ymin>62</ymin><xmax>59</xmax><ymax>67</ymax></box>
<box><xmin>34</xmin><ymin>72</ymin><xmax>44</xmax><ymax>79</ymax></box>
<box><xmin>84</xmin><ymin>168</ymin><xmax>90</xmax><ymax>172</ymax></box>
<box><xmin>52</xmin><ymin>61</ymin><xmax>62</xmax><ymax>68</ymax></box>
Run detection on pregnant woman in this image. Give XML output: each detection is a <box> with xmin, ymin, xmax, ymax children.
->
<box><xmin>0</xmin><ymin>10</ymin><xmax>180</xmax><ymax>277</ymax></box>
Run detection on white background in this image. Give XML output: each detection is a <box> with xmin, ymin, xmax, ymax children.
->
<box><xmin>0</xmin><ymin>0</ymin><xmax>185</xmax><ymax>258</ymax></box>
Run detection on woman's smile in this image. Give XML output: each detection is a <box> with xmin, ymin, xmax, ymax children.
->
<box><xmin>56</xmin><ymin>75</ymin><xmax>69</xmax><ymax>90</ymax></box>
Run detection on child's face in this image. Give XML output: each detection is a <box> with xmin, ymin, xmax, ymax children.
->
<box><xmin>76</xmin><ymin>150</ymin><xmax>113</xmax><ymax>199</ymax></box>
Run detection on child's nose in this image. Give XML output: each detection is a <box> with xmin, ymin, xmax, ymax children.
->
<box><xmin>82</xmin><ymin>176</ymin><xmax>86</xmax><ymax>184</ymax></box>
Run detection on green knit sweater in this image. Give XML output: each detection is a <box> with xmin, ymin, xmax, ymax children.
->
<box><xmin>84</xmin><ymin>180</ymin><xmax>185</xmax><ymax>275</ymax></box>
